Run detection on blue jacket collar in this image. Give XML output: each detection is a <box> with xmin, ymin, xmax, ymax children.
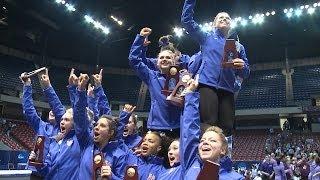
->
<box><xmin>141</xmin><ymin>155</ymin><xmax>164</xmax><ymax>165</ymax></box>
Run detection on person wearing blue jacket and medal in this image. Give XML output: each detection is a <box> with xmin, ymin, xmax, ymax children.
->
<box><xmin>128</xmin><ymin>27</ymin><xmax>183</xmax><ymax>138</ymax></box>
<box><xmin>178</xmin><ymin>76</ymin><xmax>244</xmax><ymax>180</ymax></box>
<box><xmin>181</xmin><ymin>0</ymin><xmax>250</xmax><ymax>153</ymax></box>
<box><xmin>73</xmin><ymin>73</ymin><xmax>131</xmax><ymax>180</ymax></box>
<box><xmin>20</xmin><ymin>69</ymin><xmax>66</xmax><ymax>178</ymax></box>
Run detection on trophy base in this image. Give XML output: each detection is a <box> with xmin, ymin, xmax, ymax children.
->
<box><xmin>222</xmin><ymin>62</ymin><xmax>234</xmax><ymax>68</ymax></box>
<box><xmin>161</xmin><ymin>90</ymin><xmax>172</xmax><ymax>96</ymax></box>
<box><xmin>166</xmin><ymin>95</ymin><xmax>184</xmax><ymax>107</ymax></box>
<box><xmin>29</xmin><ymin>161</ymin><xmax>44</xmax><ymax>168</ymax></box>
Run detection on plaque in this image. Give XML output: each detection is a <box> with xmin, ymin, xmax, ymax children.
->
<box><xmin>166</xmin><ymin>70</ymin><xmax>192</xmax><ymax>107</ymax></box>
<box><xmin>161</xmin><ymin>65</ymin><xmax>181</xmax><ymax>96</ymax></box>
<box><xmin>28</xmin><ymin>135</ymin><xmax>45</xmax><ymax>167</ymax></box>
<box><xmin>124</xmin><ymin>165</ymin><xmax>138</xmax><ymax>180</ymax></box>
<box><xmin>196</xmin><ymin>160</ymin><xmax>220</xmax><ymax>180</ymax></box>
<box><xmin>93</xmin><ymin>152</ymin><xmax>106</xmax><ymax>180</ymax></box>
<box><xmin>222</xmin><ymin>39</ymin><xmax>238</xmax><ymax>68</ymax></box>
<box><xmin>21</xmin><ymin>67</ymin><xmax>47</xmax><ymax>81</ymax></box>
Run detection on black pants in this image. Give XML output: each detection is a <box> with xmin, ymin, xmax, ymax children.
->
<box><xmin>199</xmin><ymin>84</ymin><xmax>235</xmax><ymax>136</ymax></box>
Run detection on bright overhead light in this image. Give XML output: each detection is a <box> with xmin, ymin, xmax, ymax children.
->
<box><xmin>284</xmin><ymin>9</ymin><xmax>288</xmax><ymax>13</ymax></box>
<box><xmin>84</xmin><ymin>15</ymin><xmax>94</xmax><ymax>23</ymax></box>
<box><xmin>248</xmin><ymin>15</ymin><xmax>253</xmax><ymax>19</ymax></box>
<box><xmin>266</xmin><ymin>12</ymin><xmax>270</xmax><ymax>16</ymax></box>
<box><xmin>173</xmin><ymin>27</ymin><xmax>184</xmax><ymax>37</ymax></box>
<box><xmin>307</xmin><ymin>7</ymin><xmax>315</xmax><ymax>14</ymax></box>
<box><xmin>55</xmin><ymin>0</ymin><xmax>62</xmax><ymax>3</ymax></box>
<box><xmin>286</xmin><ymin>12</ymin><xmax>293</xmax><ymax>18</ymax></box>
<box><xmin>65</xmin><ymin>3</ymin><xmax>76</xmax><ymax>12</ymax></box>
<box><xmin>240</xmin><ymin>19</ymin><xmax>248</xmax><ymax>26</ymax></box>
<box><xmin>271</xmin><ymin>11</ymin><xmax>276</xmax><ymax>15</ymax></box>
<box><xmin>295</xmin><ymin>9</ymin><xmax>302</xmax><ymax>16</ymax></box>
<box><xmin>101</xmin><ymin>27</ymin><xmax>110</xmax><ymax>34</ymax></box>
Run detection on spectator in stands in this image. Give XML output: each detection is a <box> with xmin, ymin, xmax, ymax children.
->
<box><xmin>298</xmin><ymin>156</ymin><xmax>310</xmax><ymax>180</ymax></box>
<box><xmin>181</xmin><ymin>1</ymin><xmax>250</xmax><ymax>158</ymax></box>
<box><xmin>273</xmin><ymin>156</ymin><xmax>287</xmax><ymax>180</ymax></box>
<box><xmin>20</xmin><ymin>69</ymin><xmax>65</xmax><ymax>177</ymax></box>
<box><xmin>308</xmin><ymin>156</ymin><xmax>320</xmax><ymax>179</ymax></box>
<box><xmin>128</xmin><ymin>27</ymin><xmax>183</xmax><ymax>138</ymax></box>
<box><xmin>259</xmin><ymin>155</ymin><xmax>274</xmax><ymax>179</ymax></box>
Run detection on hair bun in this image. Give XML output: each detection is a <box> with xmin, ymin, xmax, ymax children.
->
<box><xmin>158</xmin><ymin>35</ymin><xmax>173</xmax><ymax>47</ymax></box>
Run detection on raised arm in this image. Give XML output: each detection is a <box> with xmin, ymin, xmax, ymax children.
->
<box><xmin>128</xmin><ymin>28</ymin><xmax>154</xmax><ymax>85</ymax></box>
<box><xmin>73</xmin><ymin>73</ymin><xmax>91</xmax><ymax>150</ymax></box>
<box><xmin>40</xmin><ymin>69</ymin><xmax>66</xmax><ymax>125</ymax></box>
<box><xmin>20</xmin><ymin>74</ymin><xmax>41</xmax><ymax>132</ymax></box>
<box><xmin>115</xmin><ymin>104</ymin><xmax>136</xmax><ymax>140</ymax></box>
<box><xmin>67</xmin><ymin>68</ymin><xmax>78</xmax><ymax>107</ymax></box>
<box><xmin>92</xmin><ymin>69</ymin><xmax>112</xmax><ymax>116</ymax></box>
<box><xmin>181</xmin><ymin>0</ymin><xmax>206</xmax><ymax>43</ymax></box>
<box><xmin>180</xmin><ymin>76</ymin><xmax>201</xmax><ymax>171</ymax></box>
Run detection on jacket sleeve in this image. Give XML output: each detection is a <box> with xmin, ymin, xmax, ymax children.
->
<box><xmin>187</xmin><ymin>51</ymin><xmax>202</xmax><ymax>76</ymax></box>
<box><xmin>181</xmin><ymin>0</ymin><xmax>206</xmax><ymax>44</ymax></box>
<box><xmin>43</xmin><ymin>86</ymin><xmax>66</xmax><ymax>125</ymax></box>
<box><xmin>179</xmin><ymin>54</ymin><xmax>191</xmax><ymax>70</ymax></box>
<box><xmin>110</xmin><ymin>154</ymin><xmax>127</xmax><ymax>180</ymax></box>
<box><xmin>87</xmin><ymin>89</ymin><xmax>99</xmax><ymax>122</ymax></box>
<box><xmin>22</xmin><ymin>85</ymin><xmax>41</xmax><ymax>133</ymax></box>
<box><xmin>95</xmin><ymin>85</ymin><xmax>112</xmax><ymax>116</ymax></box>
<box><xmin>235</xmin><ymin>44</ymin><xmax>250</xmax><ymax>79</ymax></box>
<box><xmin>115</xmin><ymin>110</ymin><xmax>131</xmax><ymax>140</ymax></box>
<box><xmin>67</xmin><ymin>85</ymin><xmax>77</xmax><ymax>107</ymax></box>
<box><xmin>180</xmin><ymin>92</ymin><xmax>201</xmax><ymax>172</ymax></box>
<box><xmin>128</xmin><ymin>34</ymin><xmax>154</xmax><ymax>85</ymax></box>
<box><xmin>74</xmin><ymin>89</ymin><xmax>91</xmax><ymax>150</ymax></box>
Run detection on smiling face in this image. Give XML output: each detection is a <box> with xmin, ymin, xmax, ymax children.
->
<box><xmin>157</xmin><ymin>50</ymin><xmax>175</xmax><ymax>73</ymax></box>
<box><xmin>213</xmin><ymin>12</ymin><xmax>231</xmax><ymax>35</ymax></box>
<box><xmin>140</xmin><ymin>133</ymin><xmax>162</xmax><ymax>157</ymax></box>
<box><xmin>198</xmin><ymin>127</ymin><xmax>227</xmax><ymax>163</ymax></box>
<box><xmin>168</xmin><ymin>140</ymin><xmax>180</xmax><ymax>167</ymax></box>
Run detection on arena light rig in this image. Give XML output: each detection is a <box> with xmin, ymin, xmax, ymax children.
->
<box><xmin>84</xmin><ymin>15</ymin><xmax>110</xmax><ymax>35</ymax></box>
<box><xmin>110</xmin><ymin>15</ymin><xmax>123</xmax><ymax>26</ymax></box>
<box><xmin>54</xmin><ymin>0</ymin><xmax>76</xmax><ymax>12</ymax></box>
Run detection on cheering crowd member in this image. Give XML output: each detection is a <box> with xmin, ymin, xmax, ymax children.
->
<box><xmin>73</xmin><ymin>72</ymin><xmax>131</xmax><ymax>180</ymax></box>
<box><xmin>21</xmin><ymin>69</ymin><xmax>65</xmax><ymax>177</ymax></box>
<box><xmin>128</xmin><ymin>27</ymin><xmax>183</xmax><ymax>138</ymax></box>
<box><xmin>181</xmin><ymin>0</ymin><xmax>250</xmax><ymax>153</ymax></box>
<box><xmin>179</xmin><ymin>76</ymin><xmax>243</xmax><ymax>180</ymax></box>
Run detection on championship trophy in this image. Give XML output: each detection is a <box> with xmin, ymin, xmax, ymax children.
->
<box><xmin>161</xmin><ymin>65</ymin><xmax>181</xmax><ymax>96</ymax></box>
<box><xmin>93</xmin><ymin>152</ymin><xmax>106</xmax><ymax>180</ymax></box>
<box><xmin>21</xmin><ymin>67</ymin><xmax>47</xmax><ymax>81</ymax></box>
<box><xmin>221</xmin><ymin>39</ymin><xmax>238</xmax><ymax>68</ymax></box>
<box><xmin>196</xmin><ymin>160</ymin><xmax>220</xmax><ymax>180</ymax></box>
<box><xmin>166</xmin><ymin>70</ymin><xmax>192</xmax><ymax>107</ymax></box>
<box><xmin>28</xmin><ymin>135</ymin><xmax>45</xmax><ymax>167</ymax></box>
<box><xmin>124</xmin><ymin>165</ymin><xmax>138</xmax><ymax>180</ymax></box>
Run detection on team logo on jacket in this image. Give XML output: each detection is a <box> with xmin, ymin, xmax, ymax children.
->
<box><xmin>67</xmin><ymin>139</ymin><xmax>73</xmax><ymax>146</ymax></box>
<box><xmin>147</xmin><ymin>174</ymin><xmax>155</xmax><ymax>180</ymax></box>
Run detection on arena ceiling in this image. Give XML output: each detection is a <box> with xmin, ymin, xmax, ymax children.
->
<box><xmin>1</xmin><ymin>0</ymin><xmax>320</xmax><ymax>68</ymax></box>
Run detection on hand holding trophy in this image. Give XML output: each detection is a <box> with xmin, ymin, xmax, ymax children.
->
<box><xmin>221</xmin><ymin>39</ymin><xmax>238</xmax><ymax>68</ymax></box>
<box><xmin>28</xmin><ymin>135</ymin><xmax>45</xmax><ymax>167</ymax></box>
